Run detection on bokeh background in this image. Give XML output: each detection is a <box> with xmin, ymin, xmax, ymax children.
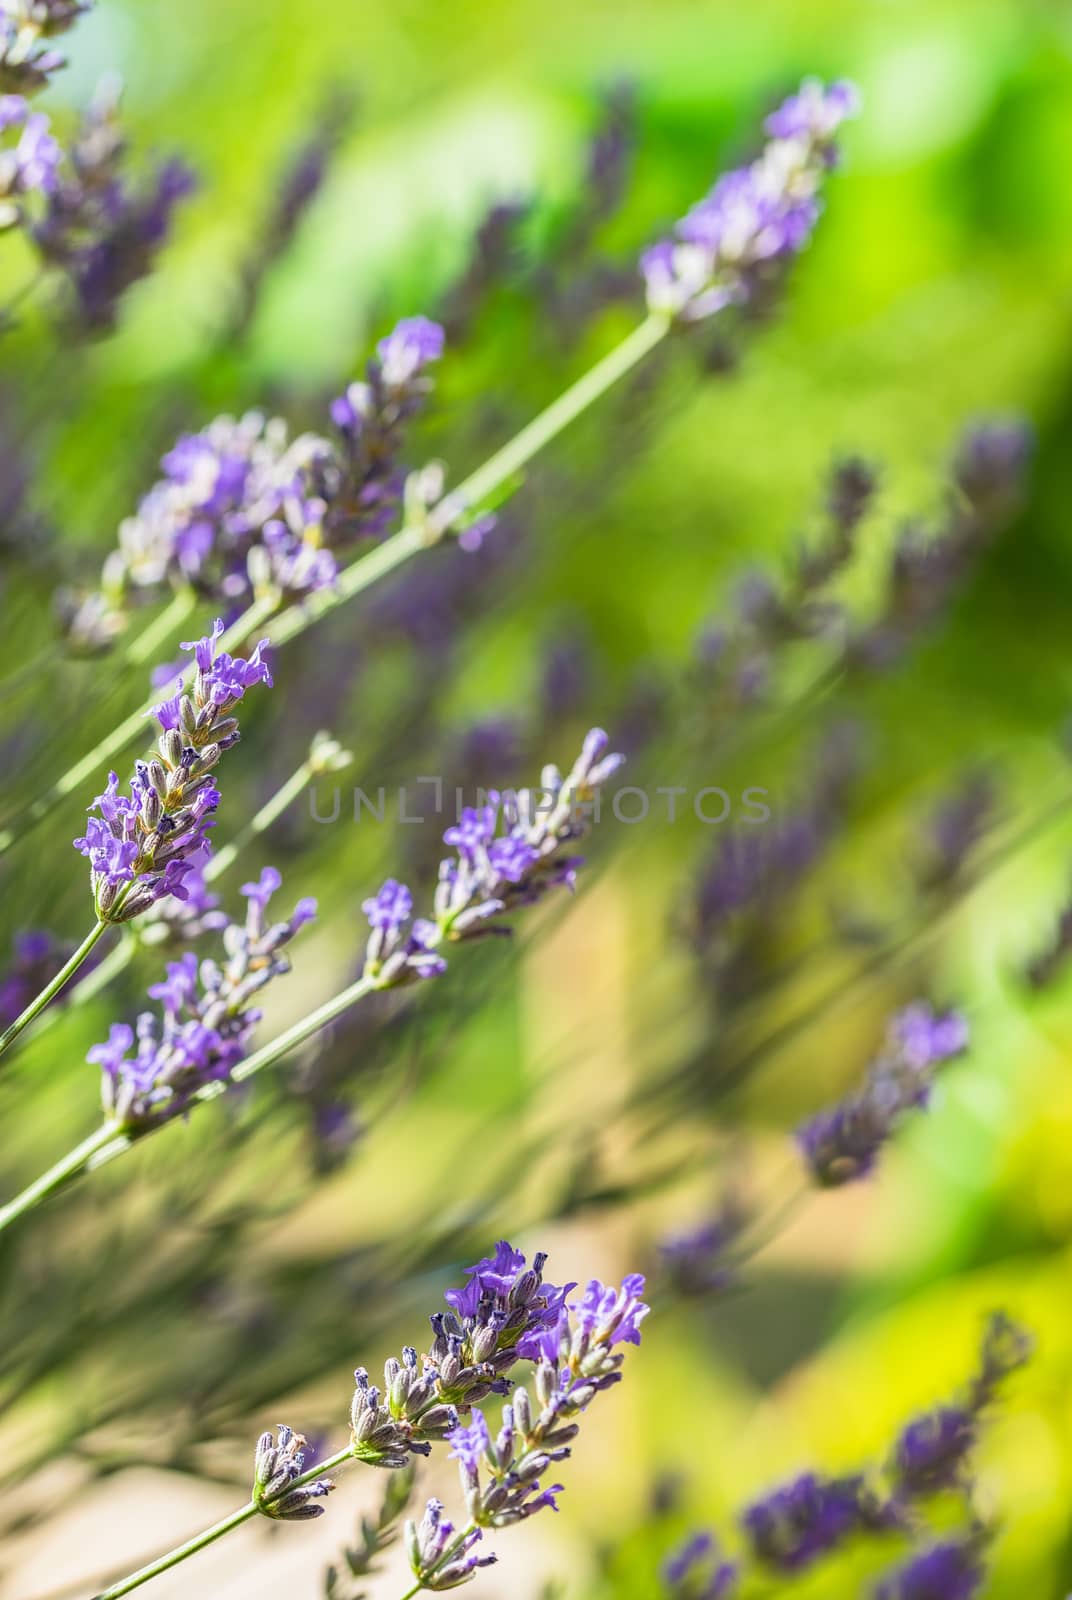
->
<box><xmin>2</xmin><ymin>0</ymin><xmax>1072</xmax><ymax>1596</ymax></box>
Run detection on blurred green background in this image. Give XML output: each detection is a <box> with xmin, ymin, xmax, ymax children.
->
<box><xmin>2</xmin><ymin>0</ymin><xmax>1072</xmax><ymax>1596</ymax></box>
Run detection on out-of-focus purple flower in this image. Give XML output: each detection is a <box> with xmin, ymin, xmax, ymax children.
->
<box><xmin>642</xmin><ymin>79</ymin><xmax>858</xmax><ymax>322</ymax></box>
<box><xmin>874</xmin><ymin>1539</ymin><xmax>985</xmax><ymax>1600</ymax></box>
<box><xmin>376</xmin><ymin>314</ymin><xmax>445</xmax><ymax>387</ymax></box>
<box><xmin>0</xmin><ymin>927</ymin><xmax>102</xmax><ymax>1025</ymax></box>
<box><xmin>662</xmin><ymin>1529</ymin><xmax>738</xmax><ymax>1599</ymax></box>
<box><xmin>740</xmin><ymin>1472</ymin><xmax>867</xmax><ymax>1572</ymax></box>
<box><xmin>953</xmin><ymin>419</ymin><xmax>1034</xmax><ymax>520</ymax></box>
<box><xmin>1</xmin><ymin>3</ymin><xmax>87</xmax><ymax>97</ymax></box>
<box><xmin>659</xmin><ymin>1192</ymin><xmax>750</xmax><ymax>1297</ymax></box>
<box><xmin>89</xmin><ymin>867</ymin><xmax>313</xmax><ymax>1128</ymax></box>
<box><xmin>0</xmin><ymin>95</ymin><xmax>60</xmax><ymax>226</ymax></box>
<box><xmin>893</xmin><ymin>1406</ymin><xmax>976</xmax><ymax>1497</ymax></box>
<box><xmin>797</xmin><ymin>1003</ymin><xmax>969</xmax><ymax>1187</ymax></box>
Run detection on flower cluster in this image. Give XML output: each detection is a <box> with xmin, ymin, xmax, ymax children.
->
<box><xmin>63</xmin><ymin>316</ymin><xmax>445</xmax><ymax>644</ymax></box>
<box><xmin>796</xmin><ymin>1002</ymin><xmax>969</xmax><ymax>1187</ymax></box>
<box><xmin>405</xmin><ymin>1259</ymin><xmax>648</xmax><ymax>1591</ymax></box>
<box><xmin>741</xmin><ymin>1471</ymin><xmax>895</xmax><ymax>1573</ymax></box>
<box><xmin>88</xmin><ymin>865</ymin><xmax>313</xmax><ymax>1127</ymax></box>
<box><xmin>349</xmin><ymin>1349</ymin><xmax>460</xmax><ymax>1469</ymax></box>
<box><xmin>663</xmin><ymin>1313</ymin><xmax>1030</xmax><ymax>1595</ymax></box>
<box><xmin>641</xmin><ymin>79</ymin><xmax>858</xmax><ymax>322</ymax></box>
<box><xmin>358</xmin><ymin>729</ymin><xmax>624</xmax><ymax>989</ymax></box>
<box><xmin>252</xmin><ymin>1425</ymin><xmax>335</xmax><ymax>1521</ymax></box>
<box><xmin>73</xmin><ymin>620</ymin><xmax>271</xmax><ymax>921</ymax></box>
<box><xmin>0</xmin><ymin>1</ymin><xmax>88</xmax><ymax>98</ymax></box>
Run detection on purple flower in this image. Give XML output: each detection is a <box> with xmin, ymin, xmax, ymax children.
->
<box><xmin>893</xmin><ymin>1405</ymin><xmax>976</xmax><ymax>1497</ymax></box>
<box><xmin>406</xmin><ymin>1498</ymin><xmax>496</xmax><ymax>1589</ymax></box>
<box><xmin>376</xmin><ymin>315</ymin><xmax>445</xmax><ymax>387</ymax></box>
<box><xmin>641</xmin><ymin>78</ymin><xmax>858</xmax><ymax>322</ymax></box>
<box><xmin>663</xmin><ymin>1530</ymin><xmax>738</xmax><ymax>1598</ymax></box>
<box><xmin>362</xmin><ymin>878</ymin><xmax>413</xmax><ymax>935</ymax></box>
<box><xmin>741</xmin><ymin>1473</ymin><xmax>865</xmax><ymax>1572</ymax></box>
<box><xmin>764</xmin><ymin>79</ymin><xmax>862</xmax><ymax>142</ymax></box>
<box><xmin>89</xmin><ymin>870</ymin><xmax>313</xmax><ymax>1128</ymax></box>
<box><xmin>447</xmin><ymin>1410</ymin><xmax>490</xmax><ymax>1475</ymax></box>
<box><xmin>573</xmin><ymin>1273</ymin><xmax>649</xmax><ymax>1348</ymax></box>
<box><xmin>874</xmin><ymin>1540</ymin><xmax>985</xmax><ymax>1600</ymax></box>
<box><xmin>797</xmin><ymin>1003</ymin><xmax>969</xmax><ymax>1187</ymax></box>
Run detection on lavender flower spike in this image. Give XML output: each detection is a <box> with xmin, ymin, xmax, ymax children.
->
<box><xmin>73</xmin><ymin>619</ymin><xmax>271</xmax><ymax>923</ymax></box>
<box><xmin>251</xmin><ymin>1424</ymin><xmax>335</xmax><ymax>1521</ymax></box>
<box><xmin>662</xmin><ymin>1530</ymin><xmax>739</xmax><ymax>1599</ymax></box>
<box><xmin>89</xmin><ymin>866</ymin><xmax>313</xmax><ymax>1128</ymax></box>
<box><xmin>796</xmin><ymin>1001</ymin><xmax>968</xmax><ymax>1187</ymax></box>
<box><xmin>641</xmin><ymin>78</ymin><xmax>859</xmax><ymax>322</ymax></box>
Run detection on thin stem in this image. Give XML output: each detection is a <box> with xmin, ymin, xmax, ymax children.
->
<box><xmin>121</xmin><ymin>588</ymin><xmax>198</xmax><ymax>667</ymax></box>
<box><xmin>397</xmin><ymin>1585</ymin><xmax>423</xmax><ymax>1600</ymax></box>
<box><xmin>268</xmin><ymin>311</ymin><xmax>671</xmax><ymax>647</ymax></box>
<box><xmin>0</xmin><ymin>1120</ymin><xmax>120</xmax><ymax>1233</ymax></box>
<box><xmin>0</xmin><ymin>595</ymin><xmax>277</xmax><ymax>857</ymax></box>
<box><xmin>91</xmin><ymin>1445</ymin><xmax>355</xmax><ymax>1599</ymax></box>
<box><xmin>0</xmin><ymin>972</ymin><xmax>382</xmax><ymax>1229</ymax></box>
<box><xmin>0</xmin><ymin>920</ymin><xmax>108</xmax><ymax>1059</ymax></box>
<box><xmin>206</xmin><ymin>756</ymin><xmax>316</xmax><ymax>880</ymax></box>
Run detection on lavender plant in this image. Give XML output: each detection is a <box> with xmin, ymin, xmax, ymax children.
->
<box><xmin>84</xmin><ymin>1243</ymin><xmax>646</xmax><ymax>1599</ymax></box>
<box><xmin>0</xmin><ymin>76</ymin><xmax>857</xmax><ymax>858</ymax></box>
<box><xmin>0</xmin><ymin>726</ymin><xmax>623</xmax><ymax>1229</ymax></box>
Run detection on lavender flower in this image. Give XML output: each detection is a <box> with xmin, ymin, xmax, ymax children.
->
<box><xmin>88</xmin><ymin>866</ymin><xmax>313</xmax><ymax>1127</ymax></box>
<box><xmin>252</xmin><ymin>1424</ymin><xmax>335</xmax><ymax>1521</ymax></box>
<box><xmin>405</xmin><ymin>1498</ymin><xmax>496</xmax><ymax>1591</ymax></box>
<box><xmin>0</xmin><ymin>93</ymin><xmax>59</xmax><ymax>226</ymax></box>
<box><xmin>406</xmin><ymin>1265</ymin><xmax>647</xmax><ymax>1590</ymax></box>
<box><xmin>740</xmin><ymin>1472</ymin><xmax>871</xmax><ymax>1572</ymax></box>
<box><xmin>73</xmin><ymin>620</ymin><xmax>271</xmax><ymax>922</ymax></box>
<box><xmin>326</xmin><ymin>314</ymin><xmax>445</xmax><ymax>545</ymax></box>
<box><xmin>662</xmin><ymin>1530</ymin><xmax>738</xmax><ymax>1599</ymax></box>
<box><xmin>349</xmin><ymin>1348</ymin><xmax>459</xmax><ymax>1468</ymax></box>
<box><xmin>874</xmin><ymin>1539</ymin><xmax>986</xmax><ymax>1600</ymax></box>
<box><xmin>0</xmin><ymin>1</ymin><xmax>87</xmax><ymax>96</ymax></box>
<box><xmin>78</xmin><ymin>313</ymin><xmax>444</xmax><ymax>628</ymax></box>
<box><xmin>358</xmin><ymin>729</ymin><xmax>624</xmax><ymax>989</ymax></box>
<box><xmin>641</xmin><ymin>79</ymin><xmax>858</xmax><ymax>322</ymax></box>
<box><xmin>659</xmin><ymin>1191</ymin><xmax>750</xmax><ymax>1297</ymax></box>
<box><xmin>892</xmin><ymin>1406</ymin><xmax>976</xmax><ymax>1497</ymax></box>
<box><xmin>796</xmin><ymin>1002</ymin><xmax>969</xmax><ymax>1187</ymax></box>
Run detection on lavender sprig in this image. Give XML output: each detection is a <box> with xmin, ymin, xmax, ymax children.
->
<box><xmin>641</xmin><ymin>79</ymin><xmax>858</xmax><ymax>322</ymax></box>
<box><xmin>82</xmin><ymin>1245</ymin><xmax>647</xmax><ymax>1600</ymax></box>
<box><xmin>87</xmin><ymin>867</ymin><xmax>314</xmax><ymax>1129</ymax></box>
<box><xmin>73</xmin><ymin>618</ymin><xmax>272</xmax><ymax>923</ymax></box>
<box><xmin>796</xmin><ymin>1002</ymin><xmax>969</xmax><ymax>1186</ymax></box>
<box><xmin>403</xmin><ymin>1269</ymin><xmax>649</xmax><ymax>1594</ymax></box>
<box><xmin>0</xmin><ymin>729</ymin><xmax>622</xmax><ymax>1226</ymax></box>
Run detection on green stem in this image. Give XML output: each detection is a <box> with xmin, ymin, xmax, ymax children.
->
<box><xmin>0</xmin><ymin>1120</ymin><xmax>120</xmax><ymax>1233</ymax></box>
<box><xmin>0</xmin><ymin>595</ymin><xmax>277</xmax><ymax>857</ymax></box>
<box><xmin>0</xmin><ymin>972</ymin><xmax>382</xmax><ymax>1228</ymax></box>
<box><xmin>397</xmin><ymin>1585</ymin><xmax>423</xmax><ymax>1600</ymax></box>
<box><xmin>0</xmin><ymin>920</ymin><xmax>108</xmax><ymax>1059</ymax></box>
<box><xmin>91</xmin><ymin>1445</ymin><xmax>355</xmax><ymax>1599</ymax></box>
<box><xmin>268</xmin><ymin>311</ymin><xmax>671</xmax><ymax>647</ymax></box>
<box><xmin>205</xmin><ymin>756</ymin><xmax>316</xmax><ymax>880</ymax></box>
<box><xmin>121</xmin><ymin>588</ymin><xmax>198</xmax><ymax>667</ymax></box>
